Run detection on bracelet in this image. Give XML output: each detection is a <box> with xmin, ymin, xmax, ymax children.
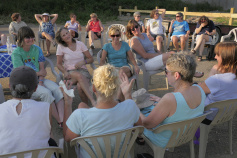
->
<box><xmin>85</xmin><ymin>59</ymin><xmax>87</xmax><ymax>64</ymax></box>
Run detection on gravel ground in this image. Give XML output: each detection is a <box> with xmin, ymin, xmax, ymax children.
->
<box><xmin>0</xmin><ymin>16</ymin><xmax>237</xmax><ymax>158</ymax></box>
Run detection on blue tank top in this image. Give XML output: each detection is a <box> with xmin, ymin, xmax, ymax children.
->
<box><xmin>41</xmin><ymin>21</ymin><xmax>54</xmax><ymax>34</ymax></box>
<box><xmin>131</xmin><ymin>33</ymin><xmax>156</xmax><ymax>63</ymax></box>
<box><xmin>143</xmin><ymin>84</ymin><xmax>206</xmax><ymax>148</ymax></box>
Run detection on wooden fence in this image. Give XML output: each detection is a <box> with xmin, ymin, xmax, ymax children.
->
<box><xmin>118</xmin><ymin>6</ymin><xmax>237</xmax><ymax>25</ymax></box>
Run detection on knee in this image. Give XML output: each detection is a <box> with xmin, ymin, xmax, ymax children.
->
<box><xmin>78</xmin><ymin>102</ymin><xmax>89</xmax><ymax>109</ymax></box>
<box><xmin>157</xmin><ymin>36</ymin><xmax>163</xmax><ymax>42</ymax></box>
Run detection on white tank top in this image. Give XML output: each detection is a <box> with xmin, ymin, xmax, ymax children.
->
<box><xmin>0</xmin><ymin>99</ymin><xmax>51</xmax><ymax>155</ymax></box>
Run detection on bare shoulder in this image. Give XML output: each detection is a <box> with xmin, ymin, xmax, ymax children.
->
<box><xmin>157</xmin><ymin>93</ymin><xmax>176</xmax><ymax>107</ymax></box>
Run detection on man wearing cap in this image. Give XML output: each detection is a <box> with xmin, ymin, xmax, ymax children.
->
<box><xmin>0</xmin><ymin>66</ymin><xmax>52</xmax><ymax>155</ymax></box>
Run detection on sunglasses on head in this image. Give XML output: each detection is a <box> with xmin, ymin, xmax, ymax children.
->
<box><xmin>111</xmin><ymin>34</ymin><xmax>120</xmax><ymax>37</ymax></box>
<box><xmin>131</xmin><ymin>25</ymin><xmax>139</xmax><ymax>31</ymax></box>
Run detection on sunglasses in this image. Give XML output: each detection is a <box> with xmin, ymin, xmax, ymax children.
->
<box><xmin>136</xmin><ymin>16</ymin><xmax>141</xmax><ymax>18</ymax></box>
<box><xmin>131</xmin><ymin>25</ymin><xmax>139</xmax><ymax>31</ymax></box>
<box><xmin>176</xmin><ymin>16</ymin><xmax>181</xmax><ymax>17</ymax></box>
<box><xmin>155</xmin><ymin>13</ymin><xmax>159</xmax><ymax>15</ymax></box>
<box><xmin>164</xmin><ymin>68</ymin><xmax>172</xmax><ymax>75</ymax></box>
<box><xmin>111</xmin><ymin>34</ymin><xmax>120</xmax><ymax>37</ymax></box>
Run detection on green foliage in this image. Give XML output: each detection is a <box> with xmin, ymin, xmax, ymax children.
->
<box><xmin>0</xmin><ymin>0</ymin><xmax>226</xmax><ymax>25</ymax></box>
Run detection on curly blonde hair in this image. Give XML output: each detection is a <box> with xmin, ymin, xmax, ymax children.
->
<box><xmin>109</xmin><ymin>26</ymin><xmax>121</xmax><ymax>36</ymax></box>
<box><xmin>93</xmin><ymin>65</ymin><xmax>120</xmax><ymax>98</ymax></box>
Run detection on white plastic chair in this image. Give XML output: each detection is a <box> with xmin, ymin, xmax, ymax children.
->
<box><xmin>44</xmin><ymin>57</ymin><xmax>61</xmax><ymax>84</ymax></box>
<box><xmin>85</xmin><ymin>31</ymin><xmax>104</xmax><ymax>48</ymax></box>
<box><xmin>0</xmin><ymin>147</ymin><xmax>63</xmax><ymax>158</ymax></box>
<box><xmin>190</xmin><ymin>32</ymin><xmax>217</xmax><ymax>54</ymax></box>
<box><xmin>220</xmin><ymin>28</ymin><xmax>237</xmax><ymax>42</ymax></box>
<box><xmin>199</xmin><ymin>99</ymin><xmax>237</xmax><ymax>158</ymax></box>
<box><xmin>0</xmin><ymin>84</ymin><xmax>5</xmax><ymax>104</ymax></box>
<box><xmin>142</xmin><ymin>112</ymin><xmax>210</xmax><ymax>158</ymax></box>
<box><xmin>131</xmin><ymin>50</ymin><xmax>168</xmax><ymax>90</ymax></box>
<box><xmin>97</xmin><ymin>49</ymin><xmax>139</xmax><ymax>90</ymax></box>
<box><xmin>70</xmin><ymin>126</ymin><xmax>144</xmax><ymax>158</ymax></box>
<box><xmin>105</xmin><ymin>24</ymin><xmax>127</xmax><ymax>43</ymax></box>
<box><xmin>38</xmin><ymin>23</ymin><xmax>57</xmax><ymax>51</ymax></box>
<box><xmin>167</xmin><ymin>33</ymin><xmax>189</xmax><ymax>51</ymax></box>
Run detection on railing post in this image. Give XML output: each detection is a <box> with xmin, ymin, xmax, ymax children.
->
<box><xmin>134</xmin><ymin>6</ymin><xmax>137</xmax><ymax>11</ymax></box>
<box><xmin>229</xmin><ymin>8</ymin><xmax>235</xmax><ymax>26</ymax></box>
<box><xmin>184</xmin><ymin>7</ymin><xmax>188</xmax><ymax>20</ymax></box>
<box><xmin>119</xmin><ymin>6</ymin><xmax>122</xmax><ymax>16</ymax></box>
<box><xmin>156</xmin><ymin>6</ymin><xmax>158</xmax><ymax>10</ymax></box>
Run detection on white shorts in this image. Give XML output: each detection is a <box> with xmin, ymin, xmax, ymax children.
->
<box><xmin>144</xmin><ymin>54</ymin><xmax>164</xmax><ymax>71</ymax></box>
<box><xmin>196</xmin><ymin>35</ymin><xmax>212</xmax><ymax>42</ymax></box>
<box><xmin>171</xmin><ymin>34</ymin><xmax>185</xmax><ymax>41</ymax></box>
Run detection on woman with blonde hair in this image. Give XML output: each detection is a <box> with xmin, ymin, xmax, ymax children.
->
<box><xmin>86</xmin><ymin>13</ymin><xmax>104</xmax><ymax>49</ymax></box>
<box><xmin>138</xmin><ymin>53</ymin><xmax>205</xmax><ymax>147</ymax></box>
<box><xmin>62</xmin><ymin>65</ymin><xmax>141</xmax><ymax>157</ymax></box>
<box><xmin>100</xmin><ymin>26</ymin><xmax>139</xmax><ymax>101</ymax></box>
<box><xmin>35</xmin><ymin>13</ymin><xmax>58</xmax><ymax>56</ymax></box>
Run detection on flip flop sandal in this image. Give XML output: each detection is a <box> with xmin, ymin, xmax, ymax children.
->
<box><xmin>194</xmin><ymin>71</ymin><xmax>204</xmax><ymax>78</ymax></box>
<box><xmin>45</xmin><ymin>53</ymin><xmax>51</xmax><ymax>57</ymax></box>
<box><xmin>136</xmin><ymin>137</ymin><xmax>145</xmax><ymax>145</ymax></box>
<box><xmin>198</xmin><ymin>56</ymin><xmax>202</xmax><ymax>61</ymax></box>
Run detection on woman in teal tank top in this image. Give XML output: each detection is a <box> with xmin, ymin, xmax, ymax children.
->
<box><xmin>139</xmin><ymin>53</ymin><xmax>205</xmax><ymax>148</ymax></box>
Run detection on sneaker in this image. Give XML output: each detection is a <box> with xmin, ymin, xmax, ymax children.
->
<box><xmin>90</xmin><ymin>43</ymin><xmax>95</xmax><ymax>49</ymax></box>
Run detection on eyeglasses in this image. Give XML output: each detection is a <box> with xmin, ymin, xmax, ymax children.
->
<box><xmin>111</xmin><ymin>34</ymin><xmax>120</xmax><ymax>37</ymax></box>
<box><xmin>25</xmin><ymin>36</ymin><xmax>35</xmax><ymax>40</ymax></box>
<box><xmin>131</xmin><ymin>25</ymin><xmax>139</xmax><ymax>31</ymax></box>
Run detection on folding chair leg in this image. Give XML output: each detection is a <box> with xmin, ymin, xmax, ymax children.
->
<box><xmin>166</xmin><ymin>77</ymin><xmax>169</xmax><ymax>89</ymax></box>
<box><xmin>143</xmin><ymin>73</ymin><xmax>149</xmax><ymax>90</ymax></box>
<box><xmin>153</xmin><ymin>147</ymin><xmax>166</xmax><ymax>158</ymax></box>
<box><xmin>190</xmin><ymin>139</ymin><xmax>195</xmax><ymax>158</ymax></box>
<box><xmin>229</xmin><ymin>119</ymin><xmax>233</xmax><ymax>155</ymax></box>
<box><xmin>199</xmin><ymin>124</ymin><xmax>211</xmax><ymax>158</ymax></box>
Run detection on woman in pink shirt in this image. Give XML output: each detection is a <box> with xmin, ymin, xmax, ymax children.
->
<box><xmin>86</xmin><ymin>13</ymin><xmax>104</xmax><ymax>49</ymax></box>
<box><xmin>56</xmin><ymin>27</ymin><xmax>96</xmax><ymax>106</ymax></box>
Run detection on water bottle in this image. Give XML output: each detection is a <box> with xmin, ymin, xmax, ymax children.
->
<box><xmin>6</xmin><ymin>36</ymin><xmax>11</xmax><ymax>54</ymax></box>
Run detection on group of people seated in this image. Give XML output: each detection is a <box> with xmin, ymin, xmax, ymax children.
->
<box><xmin>0</xmin><ymin>9</ymin><xmax>236</xmax><ymax>157</ymax></box>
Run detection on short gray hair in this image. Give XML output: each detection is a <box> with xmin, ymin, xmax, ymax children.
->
<box><xmin>11</xmin><ymin>84</ymin><xmax>34</xmax><ymax>99</ymax></box>
<box><xmin>133</xmin><ymin>12</ymin><xmax>141</xmax><ymax>17</ymax></box>
<box><xmin>166</xmin><ymin>53</ymin><xmax>196</xmax><ymax>83</ymax></box>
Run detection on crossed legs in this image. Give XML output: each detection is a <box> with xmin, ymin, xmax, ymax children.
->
<box><xmin>41</xmin><ymin>32</ymin><xmax>55</xmax><ymax>56</ymax></box>
<box><xmin>193</xmin><ymin>34</ymin><xmax>210</xmax><ymax>56</ymax></box>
